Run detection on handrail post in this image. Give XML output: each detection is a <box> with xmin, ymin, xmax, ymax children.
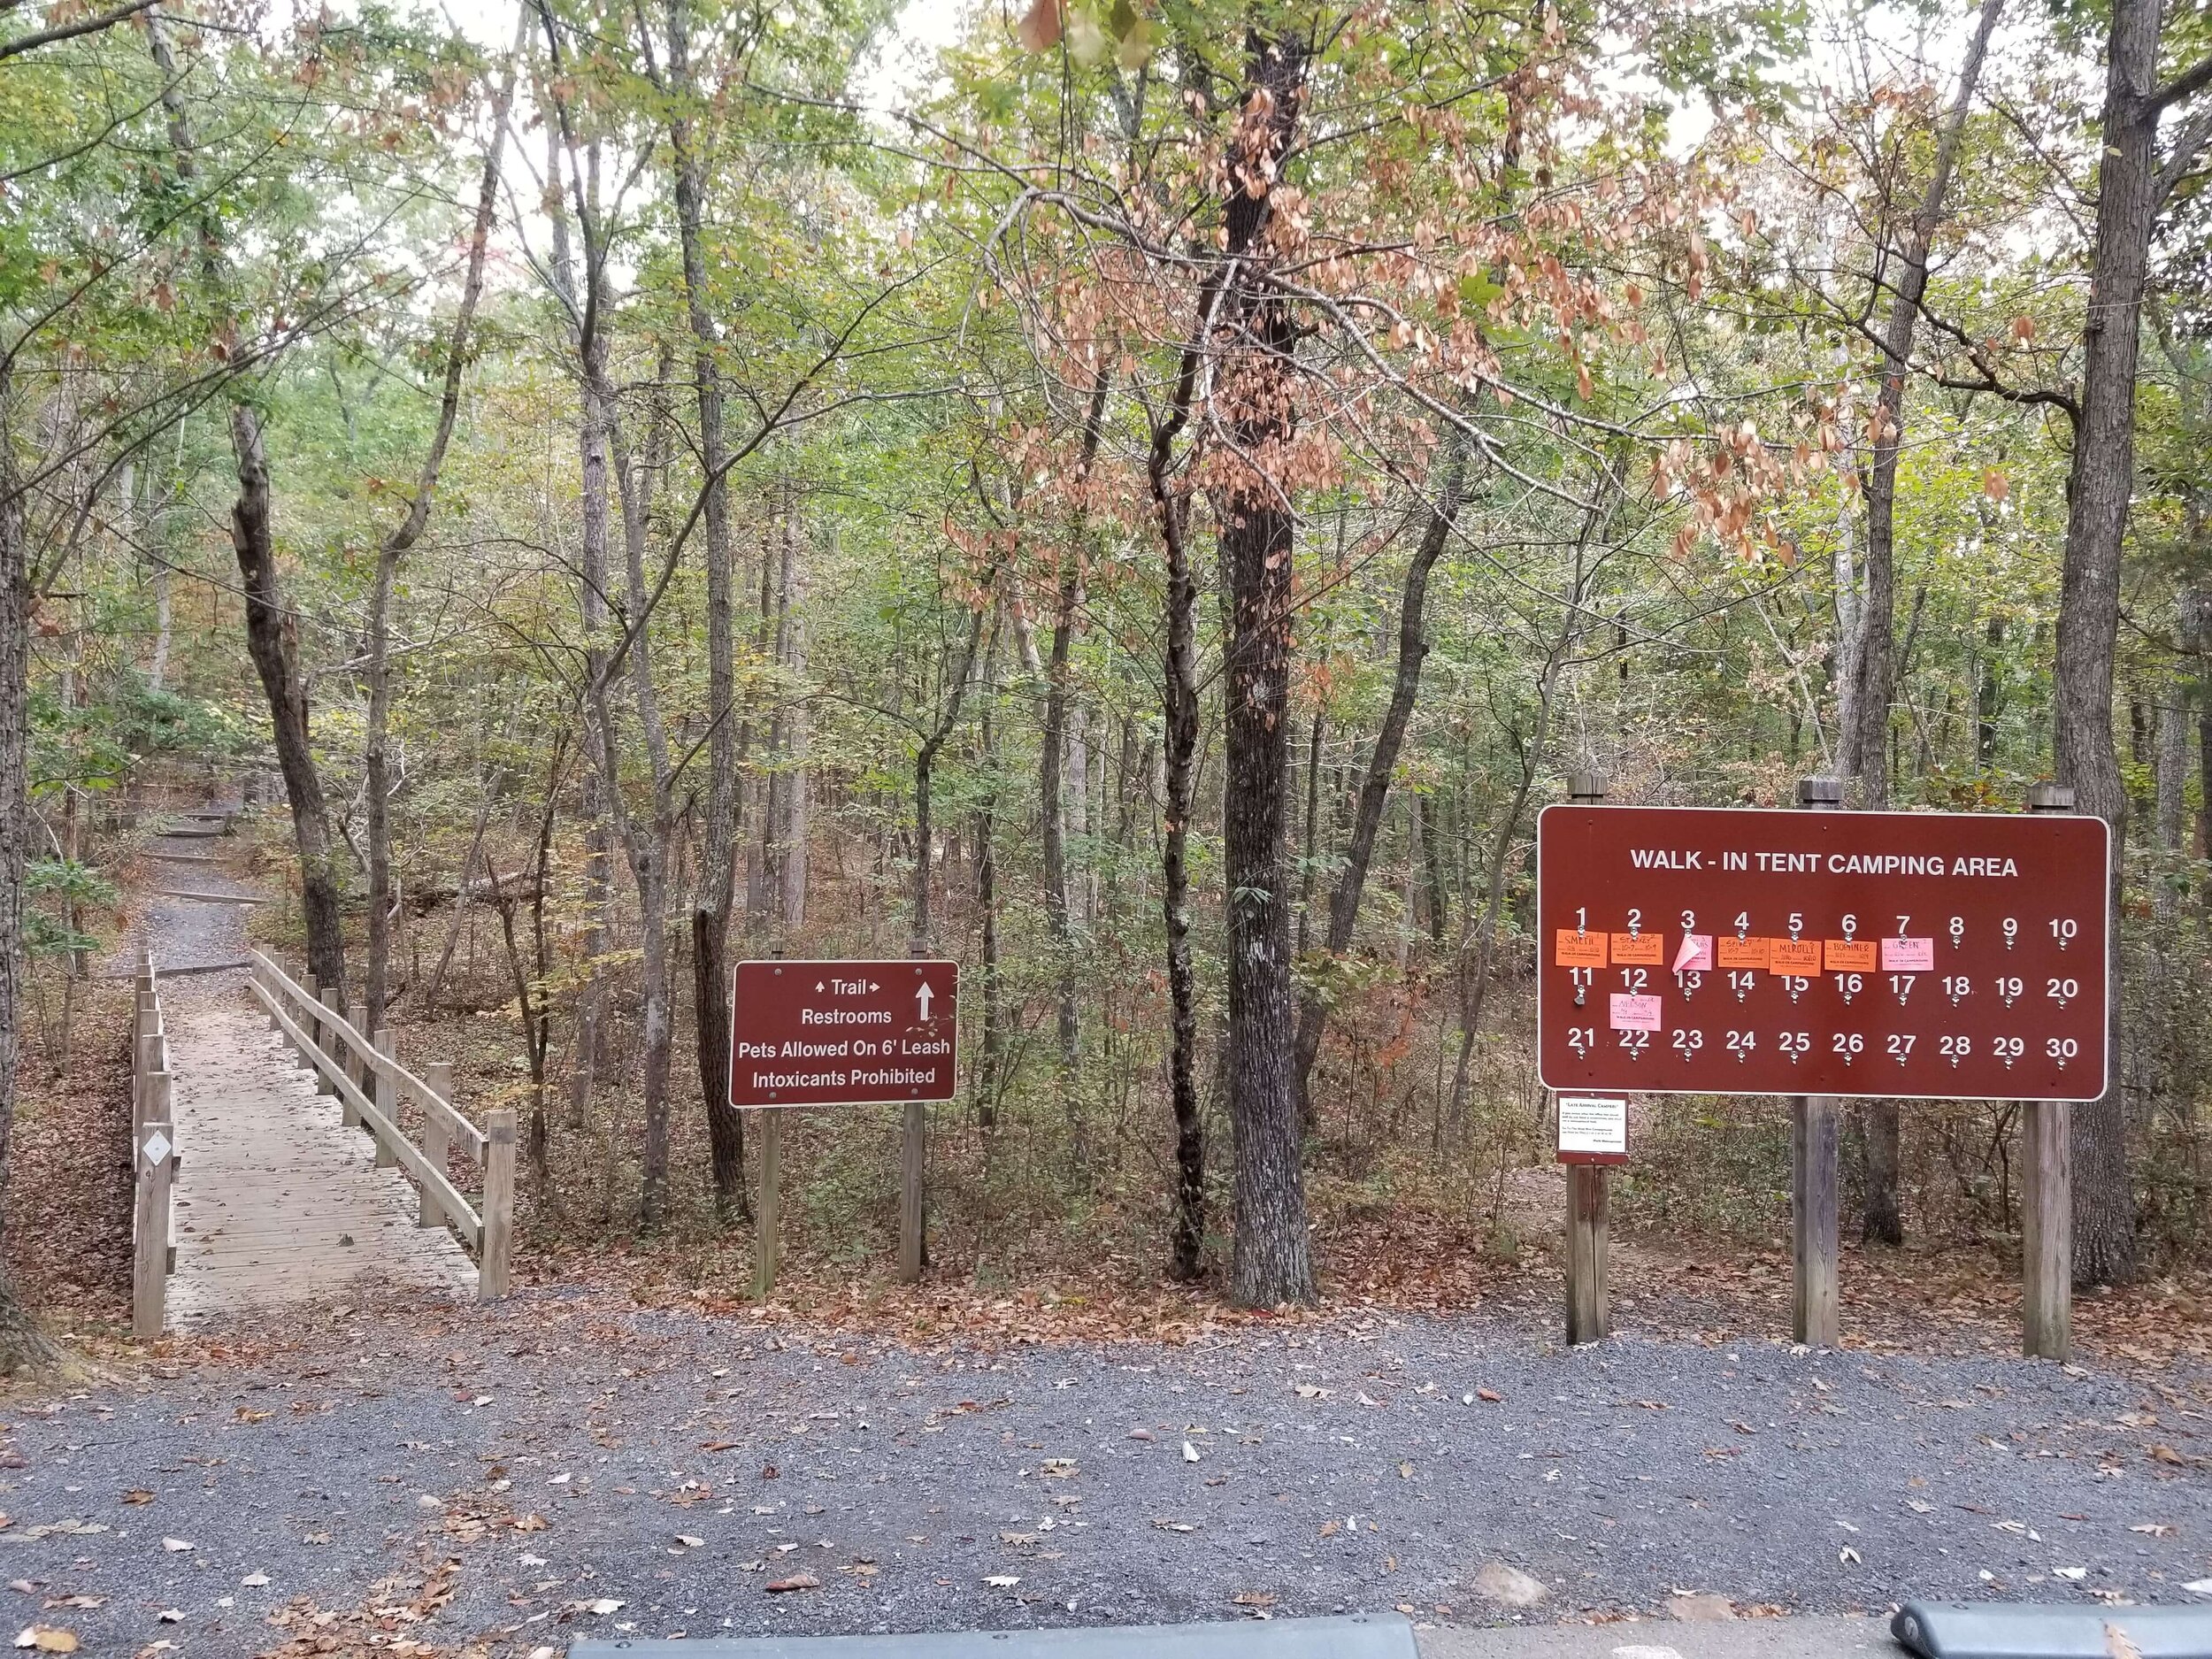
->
<box><xmin>319</xmin><ymin>986</ymin><xmax>348</xmax><ymax>1113</ymax></box>
<box><xmin>133</xmin><ymin>1090</ymin><xmax>174</xmax><ymax>1340</ymax></box>
<box><xmin>480</xmin><ymin>1108</ymin><xmax>515</xmax><ymax>1300</ymax></box>
<box><xmin>421</xmin><ymin>1062</ymin><xmax>454</xmax><ymax>1229</ymax></box>
<box><xmin>302</xmin><ymin>973</ymin><xmax>321</xmax><ymax>1067</ymax></box>
<box><xmin>1792</xmin><ymin>775</ymin><xmax>1844</xmax><ymax>1349</ymax></box>
<box><xmin>1563</xmin><ymin>770</ymin><xmax>1613</xmax><ymax>1346</ymax></box>
<box><xmin>372</xmin><ymin>1030</ymin><xmax>398</xmax><ymax>1167</ymax></box>
<box><xmin>2023</xmin><ymin>780</ymin><xmax>2076</xmax><ymax>1360</ymax></box>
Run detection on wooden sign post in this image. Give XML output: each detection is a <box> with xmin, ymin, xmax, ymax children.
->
<box><xmin>1536</xmin><ymin>785</ymin><xmax>2109</xmax><ymax>1354</ymax></box>
<box><xmin>2020</xmin><ymin>781</ymin><xmax>2075</xmax><ymax>1360</ymax></box>
<box><xmin>1560</xmin><ymin>772</ymin><xmax>1612</xmax><ymax>1345</ymax></box>
<box><xmin>1790</xmin><ymin>777</ymin><xmax>1842</xmax><ymax>1348</ymax></box>
<box><xmin>728</xmin><ymin>957</ymin><xmax>958</xmax><ymax>1298</ymax></box>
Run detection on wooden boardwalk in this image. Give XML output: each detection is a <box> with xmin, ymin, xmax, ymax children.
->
<box><xmin>165</xmin><ymin>999</ymin><xmax>477</xmax><ymax>1320</ymax></box>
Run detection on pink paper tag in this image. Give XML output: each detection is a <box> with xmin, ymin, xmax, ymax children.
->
<box><xmin>1609</xmin><ymin>993</ymin><xmax>1663</xmax><ymax>1032</ymax></box>
<box><xmin>1880</xmin><ymin>936</ymin><xmax>1934</xmax><ymax>972</ymax></box>
<box><xmin>1672</xmin><ymin>933</ymin><xmax>1713</xmax><ymax>972</ymax></box>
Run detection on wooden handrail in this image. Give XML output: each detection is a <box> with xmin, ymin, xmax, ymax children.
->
<box><xmin>250</xmin><ymin>971</ymin><xmax>485</xmax><ymax>1252</ymax></box>
<box><xmin>249</xmin><ymin>951</ymin><xmax>487</xmax><ymax>1160</ymax></box>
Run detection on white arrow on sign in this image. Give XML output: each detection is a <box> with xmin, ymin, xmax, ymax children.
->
<box><xmin>143</xmin><ymin>1129</ymin><xmax>173</xmax><ymax>1168</ymax></box>
<box><xmin>915</xmin><ymin>981</ymin><xmax>934</xmax><ymax>1021</ymax></box>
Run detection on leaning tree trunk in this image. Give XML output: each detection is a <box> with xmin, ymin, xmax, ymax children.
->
<box><xmin>1853</xmin><ymin>0</ymin><xmax>2003</xmax><ymax>1247</ymax></box>
<box><xmin>2055</xmin><ymin>0</ymin><xmax>2172</xmax><ymax>1288</ymax></box>
<box><xmin>1217</xmin><ymin>24</ymin><xmax>1316</xmax><ymax>1310</ymax></box>
<box><xmin>1290</xmin><ymin>432</ymin><xmax>1470</xmax><ymax>1127</ymax></box>
<box><xmin>363</xmin><ymin>43</ymin><xmax>513</xmax><ymax>1032</ymax></box>
<box><xmin>230</xmin><ymin>410</ymin><xmax>348</xmax><ymax>995</ymax></box>
<box><xmin>1156</xmin><ymin>476</ymin><xmax>1204</xmax><ymax>1281</ymax></box>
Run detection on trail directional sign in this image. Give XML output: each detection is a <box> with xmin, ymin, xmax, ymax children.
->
<box><xmin>728</xmin><ymin>959</ymin><xmax>958</xmax><ymax>1109</ymax></box>
<box><xmin>1536</xmin><ymin>805</ymin><xmax>2109</xmax><ymax>1102</ymax></box>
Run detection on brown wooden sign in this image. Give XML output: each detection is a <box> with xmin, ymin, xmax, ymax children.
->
<box><xmin>1537</xmin><ymin>805</ymin><xmax>2108</xmax><ymax>1102</ymax></box>
<box><xmin>727</xmin><ymin>959</ymin><xmax>958</xmax><ymax>1108</ymax></box>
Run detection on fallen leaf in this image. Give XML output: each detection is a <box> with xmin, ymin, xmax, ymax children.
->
<box><xmin>1182</xmin><ymin>1441</ymin><xmax>1201</xmax><ymax>1463</ymax></box>
<box><xmin>120</xmin><ymin>1493</ymin><xmax>153</xmax><ymax>1507</ymax></box>
<box><xmin>233</xmin><ymin>1409</ymin><xmax>270</xmax><ymax>1425</ymax></box>
<box><xmin>585</xmin><ymin>1598</ymin><xmax>625</xmax><ymax>1615</ymax></box>
<box><xmin>674</xmin><ymin>1535</ymin><xmax>704</xmax><ymax>1549</ymax></box>
<box><xmin>983</xmin><ymin>1575</ymin><xmax>1019</xmax><ymax>1589</ymax></box>
<box><xmin>2055</xmin><ymin>1567</ymin><xmax>2088</xmax><ymax>1581</ymax></box>
<box><xmin>2149</xmin><ymin>1446</ymin><xmax>2189</xmax><ymax>1467</ymax></box>
<box><xmin>764</xmin><ymin>1576</ymin><xmax>818</xmax><ymax>1594</ymax></box>
<box><xmin>1397</xmin><ymin>1462</ymin><xmax>1414</xmax><ymax>1479</ymax></box>
<box><xmin>13</xmin><ymin>1632</ymin><xmax>75</xmax><ymax>1654</ymax></box>
<box><xmin>160</xmin><ymin>1540</ymin><xmax>192</xmax><ymax>1554</ymax></box>
<box><xmin>1839</xmin><ymin>1547</ymin><xmax>1860</xmax><ymax>1563</ymax></box>
<box><xmin>156</xmin><ymin>1610</ymin><xmax>182</xmax><ymax>1624</ymax></box>
<box><xmin>1151</xmin><ymin>1519</ymin><xmax>1194</xmax><ymax>1532</ymax></box>
<box><xmin>1233</xmin><ymin>1592</ymin><xmax>1276</xmax><ymax>1608</ymax></box>
<box><xmin>700</xmin><ymin>1441</ymin><xmax>741</xmax><ymax>1454</ymax></box>
<box><xmin>1478</xmin><ymin>1388</ymin><xmax>1503</xmax><ymax>1403</ymax></box>
<box><xmin>1292</xmin><ymin>1385</ymin><xmax>1330</xmax><ymax>1400</ymax></box>
<box><xmin>2129</xmin><ymin>1523</ymin><xmax>2174</xmax><ymax>1536</ymax></box>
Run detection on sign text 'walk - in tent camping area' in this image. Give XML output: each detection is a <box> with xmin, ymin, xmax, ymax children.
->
<box><xmin>727</xmin><ymin>958</ymin><xmax>959</xmax><ymax>1296</ymax></box>
<box><xmin>1536</xmin><ymin>794</ymin><xmax>2110</xmax><ymax>1361</ymax></box>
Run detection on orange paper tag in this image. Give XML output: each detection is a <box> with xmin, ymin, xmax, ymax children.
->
<box><xmin>1770</xmin><ymin>938</ymin><xmax>1823</xmax><ymax>975</ymax></box>
<box><xmin>1609</xmin><ymin>933</ymin><xmax>1664</xmax><ymax>966</ymax></box>
<box><xmin>1555</xmin><ymin>930</ymin><xmax>1608</xmax><ymax>969</ymax></box>
<box><xmin>1715</xmin><ymin>935</ymin><xmax>1772</xmax><ymax>971</ymax></box>
<box><xmin>1824</xmin><ymin>939</ymin><xmax>1878</xmax><ymax>973</ymax></box>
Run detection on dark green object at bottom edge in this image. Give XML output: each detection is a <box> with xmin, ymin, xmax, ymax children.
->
<box><xmin>1893</xmin><ymin>1601</ymin><xmax>2212</xmax><ymax>1659</ymax></box>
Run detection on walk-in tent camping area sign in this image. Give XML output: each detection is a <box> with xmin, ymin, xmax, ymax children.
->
<box><xmin>1536</xmin><ymin>804</ymin><xmax>2110</xmax><ymax>1102</ymax></box>
<box><xmin>727</xmin><ymin>959</ymin><xmax>958</xmax><ymax>1108</ymax></box>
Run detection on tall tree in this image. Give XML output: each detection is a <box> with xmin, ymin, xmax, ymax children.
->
<box><xmin>2053</xmin><ymin>0</ymin><xmax>2212</xmax><ymax>1286</ymax></box>
<box><xmin>1852</xmin><ymin>0</ymin><xmax>2004</xmax><ymax>1248</ymax></box>
<box><xmin>1217</xmin><ymin>19</ymin><xmax>1317</xmax><ymax>1309</ymax></box>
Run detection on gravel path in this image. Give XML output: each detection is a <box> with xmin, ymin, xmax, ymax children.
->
<box><xmin>3</xmin><ymin>1294</ymin><xmax>2207</xmax><ymax>1655</ymax></box>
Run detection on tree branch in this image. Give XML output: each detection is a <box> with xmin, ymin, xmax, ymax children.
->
<box><xmin>0</xmin><ymin>0</ymin><xmax>160</xmax><ymax>63</ymax></box>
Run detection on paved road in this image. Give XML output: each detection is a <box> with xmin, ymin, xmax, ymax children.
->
<box><xmin>3</xmin><ymin>1293</ymin><xmax>2206</xmax><ymax>1655</ymax></box>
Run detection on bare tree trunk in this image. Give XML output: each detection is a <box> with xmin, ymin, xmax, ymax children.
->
<box><xmin>974</xmin><ymin>629</ymin><xmax>1002</xmax><ymax>1127</ymax></box>
<box><xmin>1854</xmin><ymin>0</ymin><xmax>2001</xmax><ymax>1247</ymax></box>
<box><xmin>610</xmin><ymin>378</ymin><xmax>677</xmax><ymax>1233</ymax></box>
<box><xmin>776</xmin><ymin>511</ymin><xmax>808</xmax><ymax>928</ymax></box>
<box><xmin>2052</xmin><ymin>0</ymin><xmax>2206</xmax><ymax>1287</ymax></box>
<box><xmin>1290</xmin><ymin>434</ymin><xmax>1469</xmax><ymax>1125</ymax></box>
<box><xmin>0</xmin><ymin>367</ymin><xmax>58</xmax><ymax>1371</ymax></box>
<box><xmin>1041</xmin><ymin>372</ymin><xmax>1110</xmax><ymax>1089</ymax></box>
<box><xmin>364</xmin><ymin>40</ymin><xmax>513</xmax><ymax>1032</ymax></box>
<box><xmin>538</xmin><ymin>114</ymin><xmax>615</xmax><ymax>1133</ymax></box>
<box><xmin>1155</xmin><ymin>472</ymin><xmax>1204</xmax><ymax>1283</ymax></box>
<box><xmin>1217</xmin><ymin>23</ymin><xmax>1315</xmax><ymax>1310</ymax></box>
<box><xmin>910</xmin><ymin>604</ymin><xmax>987</xmax><ymax>956</ymax></box>
<box><xmin>662</xmin><ymin>0</ymin><xmax>747</xmax><ymax>1220</ymax></box>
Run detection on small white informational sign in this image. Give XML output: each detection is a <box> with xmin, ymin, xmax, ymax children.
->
<box><xmin>1556</xmin><ymin>1095</ymin><xmax>1628</xmax><ymax>1165</ymax></box>
<box><xmin>142</xmin><ymin>1128</ymin><xmax>173</xmax><ymax>1169</ymax></box>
